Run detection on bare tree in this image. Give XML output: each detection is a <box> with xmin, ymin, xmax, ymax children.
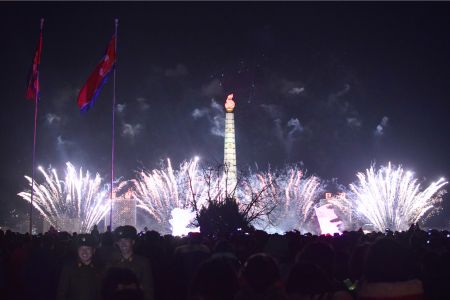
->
<box><xmin>186</xmin><ymin>162</ymin><xmax>279</xmax><ymax>236</ymax></box>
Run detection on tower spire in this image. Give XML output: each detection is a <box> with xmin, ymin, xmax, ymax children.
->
<box><xmin>224</xmin><ymin>93</ymin><xmax>237</xmax><ymax>195</ymax></box>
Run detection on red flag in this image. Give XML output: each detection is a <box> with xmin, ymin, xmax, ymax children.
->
<box><xmin>26</xmin><ymin>26</ymin><xmax>43</xmax><ymax>101</ymax></box>
<box><xmin>77</xmin><ymin>35</ymin><xmax>116</xmax><ymax>112</ymax></box>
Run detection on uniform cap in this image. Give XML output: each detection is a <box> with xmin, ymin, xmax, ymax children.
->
<box><xmin>76</xmin><ymin>234</ymin><xmax>96</xmax><ymax>247</ymax></box>
<box><xmin>114</xmin><ymin>225</ymin><xmax>137</xmax><ymax>240</ymax></box>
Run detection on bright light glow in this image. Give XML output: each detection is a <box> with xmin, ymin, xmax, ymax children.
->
<box><xmin>244</xmin><ymin>167</ymin><xmax>324</xmax><ymax>233</ymax></box>
<box><xmin>24</xmin><ymin>159</ymin><xmax>445</xmax><ymax>235</ymax></box>
<box><xmin>224</xmin><ymin>93</ymin><xmax>236</xmax><ymax>112</ymax></box>
<box><xmin>169</xmin><ymin>208</ymin><xmax>199</xmax><ymax>236</ymax></box>
<box><xmin>315</xmin><ymin>204</ymin><xmax>342</xmax><ymax>235</ymax></box>
<box><xmin>133</xmin><ymin>158</ymin><xmax>210</xmax><ymax>235</ymax></box>
<box><xmin>330</xmin><ymin>162</ymin><xmax>447</xmax><ymax>232</ymax></box>
<box><xmin>133</xmin><ymin>159</ymin><xmax>324</xmax><ymax>234</ymax></box>
<box><xmin>18</xmin><ymin>162</ymin><xmax>111</xmax><ymax>233</ymax></box>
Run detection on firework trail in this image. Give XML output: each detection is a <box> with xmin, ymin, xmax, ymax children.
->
<box><xmin>133</xmin><ymin>158</ymin><xmax>265</xmax><ymax>234</ymax></box>
<box><xmin>132</xmin><ymin>157</ymin><xmax>211</xmax><ymax>234</ymax></box>
<box><xmin>277</xmin><ymin>168</ymin><xmax>324</xmax><ymax>233</ymax></box>
<box><xmin>133</xmin><ymin>158</ymin><xmax>275</xmax><ymax>235</ymax></box>
<box><xmin>330</xmin><ymin>163</ymin><xmax>447</xmax><ymax>231</ymax></box>
<box><xmin>134</xmin><ymin>158</ymin><xmax>324</xmax><ymax>234</ymax></box>
<box><xmin>244</xmin><ymin>166</ymin><xmax>324</xmax><ymax>233</ymax></box>
<box><xmin>18</xmin><ymin>162</ymin><xmax>110</xmax><ymax>233</ymax></box>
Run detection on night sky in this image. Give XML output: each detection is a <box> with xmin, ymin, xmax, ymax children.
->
<box><xmin>1</xmin><ymin>2</ymin><xmax>449</xmax><ymax>227</ymax></box>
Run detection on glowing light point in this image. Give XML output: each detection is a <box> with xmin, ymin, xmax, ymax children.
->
<box><xmin>169</xmin><ymin>208</ymin><xmax>199</xmax><ymax>236</ymax></box>
<box><xmin>225</xmin><ymin>93</ymin><xmax>235</xmax><ymax>112</ymax></box>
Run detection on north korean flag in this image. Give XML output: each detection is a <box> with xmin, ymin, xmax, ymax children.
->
<box><xmin>77</xmin><ymin>35</ymin><xmax>116</xmax><ymax>112</ymax></box>
<box><xmin>26</xmin><ymin>27</ymin><xmax>43</xmax><ymax>101</ymax></box>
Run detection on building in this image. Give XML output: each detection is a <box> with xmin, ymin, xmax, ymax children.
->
<box><xmin>224</xmin><ymin>93</ymin><xmax>237</xmax><ymax>194</ymax></box>
<box><xmin>106</xmin><ymin>189</ymin><xmax>137</xmax><ymax>229</ymax></box>
<box><xmin>314</xmin><ymin>192</ymin><xmax>345</xmax><ymax>235</ymax></box>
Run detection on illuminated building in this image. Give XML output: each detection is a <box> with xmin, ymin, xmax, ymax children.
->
<box><xmin>315</xmin><ymin>192</ymin><xmax>344</xmax><ymax>235</ymax></box>
<box><xmin>224</xmin><ymin>93</ymin><xmax>237</xmax><ymax>194</ymax></box>
<box><xmin>106</xmin><ymin>189</ymin><xmax>136</xmax><ymax>229</ymax></box>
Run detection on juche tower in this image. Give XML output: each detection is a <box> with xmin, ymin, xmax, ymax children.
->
<box><xmin>224</xmin><ymin>94</ymin><xmax>237</xmax><ymax>193</ymax></box>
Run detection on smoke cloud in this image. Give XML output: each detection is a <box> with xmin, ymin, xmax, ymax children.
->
<box><xmin>272</xmin><ymin>117</ymin><xmax>304</xmax><ymax>155</ymax></box>
<box><xmin>46</xmin><ymin>113</ymin><xmax>61</xmax><ymax>125</ymax></box>
<box><xmin>57</xmin><ymin>135</ymin><xmax>73</xmax><ymax>147</ymax></box>
<box><xmin>374</xmin><ymin>116</ymin><xmax>389</xmax><ymax>136</ymax></box>
<box><xmin>137</xmin><ymin>97</ymin><xmax>150</xmax><ymax>111</ymax></box>
<box><xmin>191</xmin><ymin>98</ymin><xmax>225</xmax><ymax>137</ymax></box>
<box><xmin>164</xmin><ymin>64</ymin><xmax>188</xmax><ymax>77</ymax></box>
<box><xmin>117</xmin><ymin>103</ymin><xmax>126</xmax><ymax>113</ymax></box>
<box><xmin>122</xmin><ymin>123</ymin><xmax>143</xmax><ymax>139</ymax></box>
<box><xmin>201</xmin><ymin>79</ymin><xmax>223</xmax><ymax>97</ymax></box>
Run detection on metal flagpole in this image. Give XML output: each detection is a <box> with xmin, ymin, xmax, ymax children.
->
<box><xmin>110</xmin><ymin>19</ymin><xmax>118</xmax><ymax>230</ymax></box>
<box><xmin>29</xmin><ymin>18</ymin><xmax>44</xmax><ymax>235</ymax></box>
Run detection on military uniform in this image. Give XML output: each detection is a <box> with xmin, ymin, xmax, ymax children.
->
<box><xmin>110</xmin><ymin>225</ymin><xmax>154</xmax><ymax>300</ymax></box>
<box><xmin>111</xmin><ymin>254</ymin><xmax>154</xmax><ymax>300</ymax></box>
<box><xmin>57</xmin><ymin>261</ymin><xmax>102</xmax><ymax>300</ymax></box>
<box><xmin>57</xmin><ymin>234</ymin><xmax>101</xmax><ymax>300</ymax></box>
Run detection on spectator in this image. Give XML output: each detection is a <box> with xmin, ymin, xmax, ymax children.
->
<box><xmin>286</xmin><ymin>262</ymin><xmax>333</xmax><ymax>299</ymax></box>
<box><xmin>358</xmin><ymin>238</ymin><xmax>424</xmax><ymax>300</ymax></box>
<box><xmin>189</xmin><ymin>257</ymin><xmax>239</xmax><ymax>300</ymax></box>
<box><xmin>172</xmin><ymin>232</ymin><xmax>210</xmax><ymax>299</ymax></box>
<box><xmin>1</xmin><ymin>227</ymin><xmax>449</xmax><ymax>300</ymax></box>
<box><xmin>236</xmin><ymin>253</ymin><xmax>287</xmax><ymax>300</ymax></box>
<box><xmin>110</xmin><ymin>225</ymin><xmax>154</xmax><ymax>300</ymax></box>
<box><xmin>102</xmin><ymin>267</ymin><xmax>145</xmax><ymax>300</ymax></box>
<box><xmin>57</xmin><ymin>234</ymin><xmax>101</xmax><ymax>300</ymax></box>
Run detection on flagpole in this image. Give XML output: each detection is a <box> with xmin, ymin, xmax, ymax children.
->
<box><xmin>29</xmin><ymin>18</ymin><xmax>44</xmax><ymax>235</ymax></box>
<box><xmin>110</xmin><ymin>19</ymin><xmax>118</xmax><ymax>230</ymax></box>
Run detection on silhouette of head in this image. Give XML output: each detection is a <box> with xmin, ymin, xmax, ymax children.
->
<box><xmin>241</xmin><ymin>253</ymin><xmax>280</xmax><ymax>293</ymax></box>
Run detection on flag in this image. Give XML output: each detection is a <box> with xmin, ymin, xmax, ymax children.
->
<box><xmin>77</xmin><ymin>35</ymin><xmax>116</xmax><ymax>112</ymax></box>
<box><xmin>26</xmin><ymin>27</ymin><xmax>43</xmax><ymax>101</ymax></box>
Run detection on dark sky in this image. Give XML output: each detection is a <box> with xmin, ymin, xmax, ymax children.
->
<box><xmin>1</xmin><ymin>2</ymin><xmax>449</xmax><ymax>226</ymax></box>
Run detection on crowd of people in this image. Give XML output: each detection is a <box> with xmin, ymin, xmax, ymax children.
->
<box><xmin>0</xmin><ymin>224</ymin><xmax>449</xmax><ymax>300</ymax></box>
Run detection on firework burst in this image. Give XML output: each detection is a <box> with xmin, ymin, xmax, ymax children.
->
<box><xmin>245</xmin><ymin>166</ymin><xmax>324</xmax><ymax>233</ymax></box>
<box><xmin>330</xmin><ymin>163</ymin><xmax>447</xmax><ymax>231</ymax></box>
<box><xmin>18</xmin><ymin>162</ymin><xmax>110</xmax><ymax>233</ymax></box>
<box><xmin>133</xmin><ymin>158</ymin><xmax>324</xmax><ymax>234</ymax></box>
<box><xmin>132</xmin><ymin>157</ymin><xmax>209</xmax><ymax>234</ymax></box>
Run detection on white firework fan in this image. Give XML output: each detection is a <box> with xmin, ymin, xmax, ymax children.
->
<box><xmin>243</xmin><ymin>166</ymin><xmax>324</xmax><ymax>233</ymax></box>
<box><xmin>18</xmin><ymin>162</ymin><xmax>110</xmax><ymax>233</ymax></box>
<box><xmin>330</xmin><ymin>162</ymin><xmax>447</xmax><ymax>232</ymax></box>
<box><xmin>132</xmin><ymin>158</ymin><xmax>210</xmax><ymax>234</ymax></box>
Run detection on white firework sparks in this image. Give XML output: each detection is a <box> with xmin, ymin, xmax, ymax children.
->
<box><xmin>18</xmin><ymin>162</ymin><xmax>110</xmax><ymax>233</ymax></box>
<box><xmin>169</xmin><ymin>207</ymin><xmax>200</xmax><ymax>236</ymax></box>
<box><xmin>132</xmin><ymin>157</ymin><xmax>209</xmax><ymax>235</ymax></box>
<box><xmin>277</xmin><ymin>168</ymin><xmax>324</xmax><ymax>233</ymax></box>
<box><xmin>245</xmin><ymin>167</ymin><xmax>324</xmax><ymax>233</ymax></box>
<box><xmin>133</xmin><ymin>158</ymin><xmax>323</xmax><ymax>234</ymax></box>
<box><xmin>133</xmin><ymin>158</ymin><xmax>271</xmax><ymax>235</ymax></box>
<box><xmin>330</xmin><ymin>163</ymin><xmax>447</xmax><ymax>231</ymax></box>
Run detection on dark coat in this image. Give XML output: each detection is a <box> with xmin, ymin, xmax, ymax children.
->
<box><xmin>57</xmin><ymin>261</ymin><xmax>101</xmax><ymax>300</ymax></box>
<box><xmin>110</xmin><ymin>254</ymin><xmax>154</xmax><ymax>300</ymax></box>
